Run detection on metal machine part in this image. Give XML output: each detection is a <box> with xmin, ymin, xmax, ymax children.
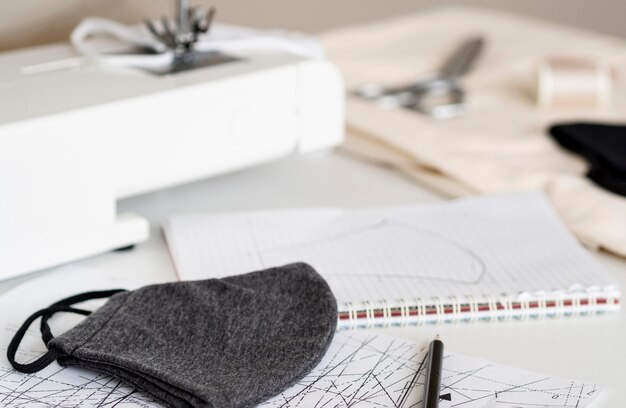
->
<box><xmin>144</xmin><ymin>1</ymin><xmax>237</xmax><ymax>74</ymax></box>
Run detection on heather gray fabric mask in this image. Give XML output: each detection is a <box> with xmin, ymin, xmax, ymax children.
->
<box><xmin>8</xmin><ymin>263</ymin><xmax>337</xmax><ymax>408</ymax></box>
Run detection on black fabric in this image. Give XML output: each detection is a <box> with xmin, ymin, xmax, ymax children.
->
<box><xmin>550</xmin><ymin>122</ymin><xmax>626</xmax><ymax>196</ymax></box>
<box><xmin>8</xmin><ymin>263</ymin><xmax>337</xmax><ymax>408</ymax></box>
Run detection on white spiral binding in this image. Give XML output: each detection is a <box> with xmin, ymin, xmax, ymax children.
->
<box><xmin>466</xmin><ymin>295</ymin><xmax>478</xmax><ymax>323</ymax></box>
<box><xmin>449</xmin><ymin>296</ymin><xmax>460</xmax><ymax>324</ymax></box>
<box><xmin>361</xmin><ymin>301</ymin><xmax>371</xmax><ymax>329</ymax></box>
<box><xmin>380</xmin><ymin>300</ymin><xmax>391</xmax><ymax>328</ymax></box>
<box><xmin>500</xmin><ymin>296</ymin><xmax>512</xmax><ymax>322</ymax></box>
<box><xmin>403</xmin><ymin>299</ymin><xmax>411</xmax><ymax>326</ymax></box>
<box><xmin>571</xmin><ymin>293</ymin><xmax>582</xmax><ymax>317</ymax></box>
<box><xmin>431</xmin><ymin>297</ymin><xmax>443</xmax><ymax>325</ymax></box>
<box><xmin>339</xmin><ymin>284</ymin><xmax>618</xmax><ymax>328</ymax></box>
<box><xmin>518</xmin><ymin>295</ymin><xmax>530</xmax><ymax>321</ymax></box>
<box><xmin>589</xmin><ymin>293</ymin><xmax>598</xmax><ymax>311</ymax></box>
<box><xmin>346</xmin><ymin>302</ymin><xmax>357</xmax><ymax>330</ymax></box>
<box><xmin>414</xmin><ymin>298</ymin><xmax>426</xmax><ymax>325</ymax></box>
<box><xmin>486</xmin><ymin>295</ymin><xmax>498</xmax><ymax>323</ymax></box>
<box><xmin>479</xmin><ymin>295</ymin><xmax>488</xmax><ymax>322</ymax></box>
<box><xmin>535</xmin><ymin>292</ymin><xmax>548</xmax><ymax>320</ymax></box>
<box><xmin>409</xmin><ymin>298</ymin><xmax>418</xmax><ymax>326</ymax></box>
<box><xmin>398</xmin><ymin>298</ymin><xmax>409</xmax><ymax>327</ymax></box>
<box><xmin>555</xmin><ymin>294</ymin><xmax>565</xmax><ymax>319</ymax></box>
<box><xmin>605</xmin><ymin>288</ymin><xmax>618</xmax><ymax>314</ymax></box>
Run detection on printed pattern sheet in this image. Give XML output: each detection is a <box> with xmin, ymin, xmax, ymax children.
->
<box><xmin>0</xmin><ymin>267</ymin><xmax>161</xmax><ymax>408</ymax></box>
<box><xmin>261</xmin><ymin>331</ymin><xmax>602</xmax><ymax>408</ymax></box>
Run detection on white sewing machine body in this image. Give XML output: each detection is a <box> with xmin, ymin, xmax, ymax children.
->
<box><xmin>0</xmin><ymin>43</ymin><xmax>344</xmax><ymax>279</ymax></box>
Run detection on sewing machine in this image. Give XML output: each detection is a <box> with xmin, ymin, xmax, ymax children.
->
<box><xmin>0</xmin><ymin>6</ymin><xmax>344</xmax><ymax>280</ymax></box>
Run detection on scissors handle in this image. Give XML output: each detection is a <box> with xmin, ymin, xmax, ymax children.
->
<box><xmin>352</xmin><ymin>36</ymin><xmax>484</xmax><ymax>119</ymax></box>
<box><xmin>362</xmin><ymin>73</ymin><xmax>442</xmax><ymax>109</ymax></box>
<box><xmin>370</xmin><ymin>75</ymin><xmax>465</xmax><ymax>119</ymax></box>
<box><xmin>409</xmin><ymin>80</ymin><xmax>465</xmax><ymax>120</ymax></box>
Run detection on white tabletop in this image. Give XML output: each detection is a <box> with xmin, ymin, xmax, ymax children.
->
<box><xmin>2</xmin><ymin>150</ymin><xmax>624</xmax><ymax>405</ymax></box>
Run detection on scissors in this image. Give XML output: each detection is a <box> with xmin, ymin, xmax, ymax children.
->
<box><xmin>354</xmin><ymin>36</ymin><xmax>485</xmax><ymax>120</ymax></box>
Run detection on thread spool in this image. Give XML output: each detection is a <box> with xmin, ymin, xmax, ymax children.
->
<box><xmin>536</xmin><ymin>56</ymin><xmax>614</xmax><ymax>107</ymax></box>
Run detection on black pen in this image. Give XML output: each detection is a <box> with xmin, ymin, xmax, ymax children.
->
<box><xmin>423</xmin><ymin>335</ymin><xmax>444</xmax><ymax>408</ymax></box>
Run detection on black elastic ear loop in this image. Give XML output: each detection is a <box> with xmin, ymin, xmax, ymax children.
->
<box><xmin>8</xmin><ymin>305</ymin><xmax>89</xmax><ymax>373</ymax></box>
<box><xmin>40</xmin><ymin>289</ymin><xmax>126</xmax><ymax>344</ymax></box>
<box><xmin>8</xmin><ymin>289</ymin><xmax>126</xmax><ymax>374</ymax></box>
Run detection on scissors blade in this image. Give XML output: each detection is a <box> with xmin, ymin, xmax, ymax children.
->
<box><xmin>439</xmin><ymin>36</ymin><xmax>484</xmax><ymax>79</ymax></box>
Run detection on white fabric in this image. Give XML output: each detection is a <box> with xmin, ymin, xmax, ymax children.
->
<box><xmin>70</xmin><ymin>17</ymin><xmax>324</xmax><ymax>71</ymax></box>
<box><xmin>71</xmin><ymin>18</ymin><xmax>172</xmax><ymax>70</ymax></box>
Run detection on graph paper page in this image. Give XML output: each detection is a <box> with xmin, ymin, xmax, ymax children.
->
<box><xmin>164</xmin><ymin>192</ymin><xmax>618</xmax><ymax>307</ymax></box>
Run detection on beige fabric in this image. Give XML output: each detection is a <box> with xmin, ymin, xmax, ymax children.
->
<box><xmin>341</xmin><ymin>128</ymin><xmax>476</xmax><ymax>198</ymax></box>
<box><xmin>322</xmin><ymin>6</ymin><xmax>626</xmax><ymax>257</ymax></box>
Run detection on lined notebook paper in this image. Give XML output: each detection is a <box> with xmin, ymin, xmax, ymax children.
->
<box><xmin>163</xmin><ymin>192</ymin><xmax>620</xmax><ymax>328</ymax></box>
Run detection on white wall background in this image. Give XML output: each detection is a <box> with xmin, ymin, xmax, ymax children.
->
<box><xmin>1</xmin><ymin>0</ymin><xmax>624</xmax><ymax>52</ymax></box>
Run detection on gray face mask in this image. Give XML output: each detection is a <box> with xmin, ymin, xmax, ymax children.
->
<box><xmin>8</xmin><ymin>263</ymin><xmax>337</xmax><ymax>408</ymax></box>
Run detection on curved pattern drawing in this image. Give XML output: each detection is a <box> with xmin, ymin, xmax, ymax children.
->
<box><xmin>259</xmin><ymin>219</ymin><xmax>487</xmax><ymax>284</ymax></box>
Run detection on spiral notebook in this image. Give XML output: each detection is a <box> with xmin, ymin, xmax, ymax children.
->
<box><xmin>163</xmin><ymin>192</ymin><xmax>620</xmax><ymax>328</ymax></box>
